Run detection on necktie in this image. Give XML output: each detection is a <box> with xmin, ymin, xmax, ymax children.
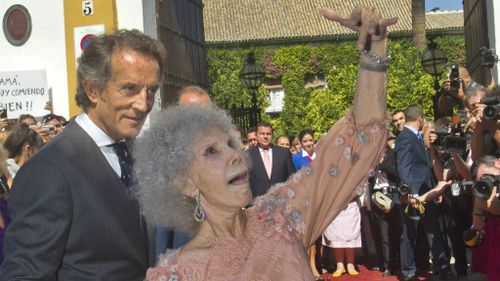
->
<box><xmin>262</xmin><ymin>149</ymin><xmax>272</xmax><ymax>179</ymax></box>
<box><xmin>109</xmin><ymin>142</ymin><xmax>135</xmax><ymax>189</ymax></box>
<box><xmin>417</xmin><ymin>133</ymin><xmax>424</xmax><ymax>144</ymax></box>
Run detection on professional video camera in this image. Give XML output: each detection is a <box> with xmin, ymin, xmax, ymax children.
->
<box><xmin>473</xmin><ymin>174</ymin><xmax>500</xmax><ymax>199</ymax></box>
<box><xmin>480</xmin><ymin>96</ymin><xmax>500</xmax><ymax>120</ymax></box>
<box><xmin>449</xmin><ymin>63</ymin><xmax>461</xmax><ymax>92</ymax></box>
<box><xmin>449</xmin><ymin>181</ymin><xmax>474</xmax><ymax>197</ymax></box>
<box><xmin>433</xmin><ymin>125</ymin><xmax>468</xmax><ymax>155</ymax></box>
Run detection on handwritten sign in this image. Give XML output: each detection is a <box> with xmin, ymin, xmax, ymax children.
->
<box><xmin>0</xmin><ymin>70</ymin><xmax>49</xmax><ymax>118</ymax></box>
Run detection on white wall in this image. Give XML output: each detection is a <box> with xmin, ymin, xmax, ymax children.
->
<box><xmin>487</xmin><ymin>0</ymin><xmax>499</xmax><ymax>83</ymax></box>
<box><xmin>0</xmin><ymin>1</ymin><xmax>68</xmax><ymax>119</ymax></box>
<box><xmin>115</xmin><ymin>0</ymin><xmax>144</xmax><ymax>31</ymax></box>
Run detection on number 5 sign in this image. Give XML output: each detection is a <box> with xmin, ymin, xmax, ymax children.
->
<box><xmin>82</xmin><ymin>0</ymin><xmax>93</xmax><ymax>16</ymax></box>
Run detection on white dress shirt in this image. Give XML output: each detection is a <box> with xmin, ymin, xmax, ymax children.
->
<box><xmin>75</xmin><ymin>112</ymin><xmax>123</xmax><ymax>177</ymax></box>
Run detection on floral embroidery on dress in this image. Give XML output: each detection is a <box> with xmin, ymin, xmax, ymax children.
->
<box><xmin>290</xmin><ymin>170</ymin><xmax>303</xmax><ymax>183</ymax></box>
<box><xmin>147</xmin><ymin>250</ymin><xmax>182</xmax><ymax>281</ymax></box>
<box><xmin>357</xmin><ymin>131</ymin><xmax>366</xmax><ymax>144</ymax></box>
<box><xmin>344</xmin><ymin>146</ymin><xmax>352</xmax><ymax>160</ymax></box>
<box><xmin>303</xmin><ymin>166</ymin><xmax>312</xmax><ymax>175</ymax></box>
<box><xmin>302</xmin><ymin>196</ymin><xmax>310</xmax><ymax>208</ymax></box>
<box><xmin>346</xmin><ymin>127</ymin><xmax>355</xmax><ymax>136</ymax></box>
<box><xmin>168</xmin><ymin>275</ymin><xmax>179</xmax><ymax>281</ymax></box>
<box><xmin>329</xmin><ymin>165</ymin><xmax>338</xmax><ymax>176</ymax></box>
<box><xmin>334</xmin><ymin>136</ymin><xmax>344</xmax><ymax>146</ymax></box>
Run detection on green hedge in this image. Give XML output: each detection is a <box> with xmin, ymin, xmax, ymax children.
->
<box><xmin>207</xmin><ymin>36</ymin><xmax>465</xmax><ymax>139</ymax></box>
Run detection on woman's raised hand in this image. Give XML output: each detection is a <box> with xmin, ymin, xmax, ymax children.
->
<box><xmin>320</xmin><ymin>6</ymin><xmax>398</xmax><ymax>51</ymax></box>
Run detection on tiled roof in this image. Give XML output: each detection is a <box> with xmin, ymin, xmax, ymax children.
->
<box><xmin>203</xmin><ymin>0</ymin><xmax>463</xmax><ymax>44</ymax></box>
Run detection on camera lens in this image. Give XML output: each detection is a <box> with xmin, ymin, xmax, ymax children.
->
<box><xmin>484</xmin><ymin>105</ymin><xmax>497</xmax><ymax>119</ymax></box>
<box><xmin>473</xmin><ymin>175</ymin><xmax>495</xmax><ymax>199</ymax></box>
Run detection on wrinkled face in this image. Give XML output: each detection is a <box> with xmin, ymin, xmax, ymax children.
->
<box><xmin>392</xmin><ymin>112</ymin><xmax>405</xmax><ymax>131</ymax></box>
<box><xmin>86</xmin><ymin>49</ymin><xmax>160</xmax><ymax>141</ymax></box>
<box><xmin>187</xmin><ymin>128</ymin><xmax>251</xmax><ymax>210</ymax></box>
<box><xmin>256</xmin><ymin>126</ymin><xmax>273</xmax><ymax>149</ymax></box>
<box><xmin>300</xmin><ymin>134</ymin><xmax>314</xmax><ymax>155</ymax></box>
<box><xmin>246</xmin><ymin>131</ymin><xmax>257</xmax><ymax>147</ymax></box>
<box><xmin>276</xmin><ymin>136</ymin><xmax>290</xmax><ymax>149</ymax></box>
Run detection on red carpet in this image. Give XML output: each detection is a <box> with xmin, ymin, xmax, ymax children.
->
<box><xmin>319</xmin><ymin>265</ymin><xmax>432</xmax><ymax>281</ymax></box>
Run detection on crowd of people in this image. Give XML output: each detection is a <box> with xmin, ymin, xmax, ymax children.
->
<box><xmin>0</xmin><ymin>4</ymin><xmax>498</xmax><ymax>281</ymax></box>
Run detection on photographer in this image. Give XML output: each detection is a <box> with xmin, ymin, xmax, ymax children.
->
<box><xmin>437</xmin><ymin>65</ymin><xmax>482</xmax><ymax>114</ymax></box>
<box><xmin>424</xmin><ymin>117</ymin><xmax>474</xmax><ymax>277</ymax></box>
<box><xmin>470</xmin><ymin>155</ymin><xmax>500</xmax><ymax>280</ymax></box>
<box><xmin>470</xmin><ymin>87</ymin><xmax>500</xmax><ymax>160</ymax></box>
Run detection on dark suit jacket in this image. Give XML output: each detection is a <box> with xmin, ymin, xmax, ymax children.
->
<box><xmin>249</xmin><ymin>145</ymin><xmax>295</xmax><ymax>197</ymax></box>
<box><xmin>0</xmin><ymin>121</ymin><xmax>155</xmax><ymax>281</ymax></box>
<box><xmin>394</xmin><ymin>127</ymin><xmax>435</xmax><ymax>195</ymax></box>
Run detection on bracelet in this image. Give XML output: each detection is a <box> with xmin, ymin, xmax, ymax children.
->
<box><xmin>360</xmin><ymin>61</ymin><xmax>387</xmax><ymax>72</ymax></box>
<box><xmin>362</xmin><ymin>49</ymin><xmax>392</xmax><ymax>66</ymax></box>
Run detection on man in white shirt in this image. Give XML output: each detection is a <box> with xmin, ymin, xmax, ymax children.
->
<box><xmin>0</xmin><ymin>29</ymin><xmax>166</xmax><ymax>280</ymax></box>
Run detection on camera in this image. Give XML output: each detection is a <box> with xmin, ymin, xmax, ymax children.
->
<box><xmin>449</xmin><ymin>181</ymin><xmax>474</xmax><ymax>197</ymax></box>
<box><xmin>381</xmin><ymin>182</ymin><xmax>410</xmax><ymax>196</ymax></box>
<box><xmin>433</xmin><ymin>126</ymin><xmax>467</xmax><ymax>155</ymax></box>
<box><xmin>449</xmin><ymin>64</ymin><xmax>461</xmax><ymax>92</ymax></box>
<box><xmin>41</xmin><ymin>124</ymin><xmax>55</xmax><ymax>131</ymax></box>
<box><xmin>463</xmin><ymin>225</ymin><xmax>483</xmax><ymax>247</ymax></box>
<box><xmin>473</xmin><ymin>174</ymin><xmax>500</xmax><ymax>199</ymax></box>
<box><xmin>480</xmin><ymin>47</ymin><xmax>498</xmax><ymax>68</ymax></box>
<box><xmin>480</xmin><ymin>96</ymin><xmax>500</xmax><ymax>120</ymax></box>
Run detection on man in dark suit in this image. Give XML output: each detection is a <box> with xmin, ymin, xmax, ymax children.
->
<box><xmin>394</xmin><ymin>105</ymin><xmax>449</xmax><ymax>280</ymax></box>
<box><xmin>0</xmin><ymin>30</ymin><xmax>166</xmax><ymax>280</ymax></box>
<box><xmin>249</xmin><ymin>121</ymin><xmax>295</xmax><ymax>197</ymax></box>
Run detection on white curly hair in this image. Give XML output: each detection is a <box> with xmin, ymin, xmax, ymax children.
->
<box><xmin>133</xmin><ymin>104</ymin><xmax>242</xmax><ymax>232</ymax></box>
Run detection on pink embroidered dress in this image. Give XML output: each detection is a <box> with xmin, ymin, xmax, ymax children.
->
<box><xmin>146</xmin><ymin>111</ymin><xmax>387</xmax><ymax>281</ymax></box>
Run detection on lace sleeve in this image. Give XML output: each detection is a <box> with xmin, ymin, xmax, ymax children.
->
<box><xmin>253</xmin><ymin>109</ymin><xmax>388</xmax><ymax>248</ymax></box>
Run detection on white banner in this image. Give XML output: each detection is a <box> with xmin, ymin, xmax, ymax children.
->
<box><xmin>0</xmin><ymin>70</ymin><xmax>49</xmax><ymax>119</ymax></box>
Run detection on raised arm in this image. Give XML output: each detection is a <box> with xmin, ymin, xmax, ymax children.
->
<box><xmin>321</xmin><ymin>6</ymin><xmax>397</xmax><ymax>125</ymax></box>
<box><xmin>254</xmin><ymin>6</ymin><xmax>396</xmax><ymax>248</ymax></box>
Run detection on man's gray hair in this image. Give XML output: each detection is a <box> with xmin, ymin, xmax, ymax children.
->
<box><xmin>133</xmin><ymin>105</ymin><xmax>241</xmax><ymax>232</ymax></box>
<box><xmin>76</xmin><ymin>29</ymin><xmax>167</xmax><ymax>109</ymax></box>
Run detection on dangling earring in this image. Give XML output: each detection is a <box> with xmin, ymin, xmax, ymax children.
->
<box><xmin>194</xmin><ymin>193</ymin><xmax>206</xmax><ymax>223</ymax></box>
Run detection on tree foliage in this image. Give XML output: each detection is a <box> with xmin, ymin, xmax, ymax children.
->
<box><xmin>207</xmin><ymin>36</ymin><xmax>465</xmax><ymax>139</ymax></box>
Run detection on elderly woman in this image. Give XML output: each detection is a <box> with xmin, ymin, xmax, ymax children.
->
<box><xmin>136</xmin><ymin>6</ymin><xmax>396</xmax><ymax>281</ymax></box>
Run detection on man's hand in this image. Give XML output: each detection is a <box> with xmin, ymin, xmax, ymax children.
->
<box><xmin>486</xmin><ymin>186</ymin><xmax>500</xmax><ymax>215</ymax></box>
